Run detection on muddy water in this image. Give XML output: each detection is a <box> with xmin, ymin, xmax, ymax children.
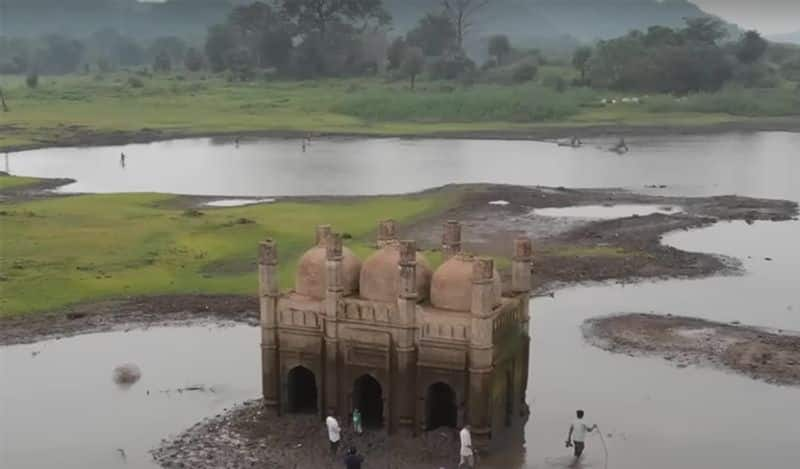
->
<box><xmin>6</xmin><ymin>132</ymin><xmax>800</xmax><ymax>197</ymax></box>
<box><xmin>0</xmin><ymin>325</ymin><xmax>259</xmax><ymax>469</ymax></box>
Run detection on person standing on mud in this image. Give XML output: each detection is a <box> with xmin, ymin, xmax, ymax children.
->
<box><xmin>566</xmin><ymin>409</ymin><xmax>597</xmax><ymax>461</ymax></box>
<box><xmin>459</xmin><ymin>425</ymin><xmax>474</xmax><ymax>468</ymax></box>
<box><xmin>343</xmin><ymin>446</ymin><xmax>364</xmax><ymax>469</ymax></box>
<box><xmin>326</xmin><ymin>415</ymin><xmax>341</xmax><ymax>455</ymax></box>
<box><xmin>352</xmin><ymin>408</ymin><xmax>362</xmax><ymax>434</ymax></box>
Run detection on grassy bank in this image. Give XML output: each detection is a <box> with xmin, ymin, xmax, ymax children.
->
<box><xmin>0</xmin><ymin>188</ymin><xmax>462</xmax><ymax>317</ymax></box>
<box><xmin>2</xmin><ymin>73</ymin><xmax>799</xmax><ymax>150</ymax></box>
<box><xmin>0</xmin><ymin>174</ymin><xmax>41</xmax><ymax>190</ymax></box>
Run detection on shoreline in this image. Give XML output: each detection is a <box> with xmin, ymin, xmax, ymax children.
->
<box><xmin>4</xmin><ymin>116</ymin><xmax>800</xmax><ymax>153</ymax></box>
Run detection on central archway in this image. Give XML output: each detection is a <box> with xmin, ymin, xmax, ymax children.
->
<box><xmin>287</xmin><ymin>366</ymin><xmax>318</xmax><ymax>413</ymax></box>
<box><xmin>353</xmin><ymin>374</ymin><xmax>383</xmax><ymax>428</ymax></box>
<box><xmin>426</xmin><ymin>382</ymin><xmax>457</xmax><ymax>430</ymax></box>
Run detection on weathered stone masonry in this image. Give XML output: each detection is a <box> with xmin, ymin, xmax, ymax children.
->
<box><xmin>258</xmin><ymin>220</ymin><xmax>532</xmax><ymax>450</ymax></box>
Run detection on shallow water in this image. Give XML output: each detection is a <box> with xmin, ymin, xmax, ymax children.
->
<box><xmin>6</xmin><ymin>132</ymin><xmax>800</xmax><ymax>198</ymax></box>
<box><xmin>203</xmin><ymin>198</ymin><xmax>276</xmax><ymax>207</ymax></box>
<box><xmin>2</xmin><ymin>131</ymin><xmax>799</xmax><ymax>468</ymax></box>
<box><xmin>0</xmin><ymin>325</ymin><xmax>259</xmax><ymax>469</ymax></box>
<box><xmin>533</xmin><ymin>204</ymin><xmax>680</xmax><ymax>219</ymax></box>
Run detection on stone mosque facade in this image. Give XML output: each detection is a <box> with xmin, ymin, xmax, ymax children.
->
<box><xmin>258</xmin><ymin>220</ymin><xmax>532</xmax><ymax>450</ymax></box>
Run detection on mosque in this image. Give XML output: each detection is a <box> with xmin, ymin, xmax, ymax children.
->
<box><xmin>257</xmin><ymin>219</ymin><xmax>532</xmax><ymax>450</ymax></box>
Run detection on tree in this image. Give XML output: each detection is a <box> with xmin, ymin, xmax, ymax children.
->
<box><xmin>26</xmin><ymin>72</ymin><xmax>39</xmax><ymax>88</ymax></box>
<box><xmin>401</xmin><ymin>46</ymin><xmax>424</xmax><ymax>90</ymax></box>
<box><xmin>571</xmin><ymin>46</ymin><xmax>592</xmax><ymax>82</ymax></box>
<box><xmin>442</xmin><ymin>0</ymin><xmax>488</xmax><ymax>49</ymax></box>
<box><xmin>205</xmin><ymin>24</ymin><xmax>237</xmax><ymax>72</ymax></box>
<box><xmin>184</xmin><ymin>47</ymin><xmax>205</xmax><ymax>71</ymax></box>
<box><xmin>149</xmin><ymin>36</ymin><xmax>187</xmax><ymax>65</ymax></box>
<box><xmin>37</xmin><ymin>35</ymin><xmax>85</xmax><ymax>74</ymax></box>
<box><xmin>406</xmin><ymin>13</ymin><xmax>457</xmax><ymax>57</ymax></box>
<box><xmin>682</xmin><ymin>17</ymin><xmax>726</xmax><ymax>44</ymax></box>
<box><xmin>736</xmin><ymin>30</ymin><xmax>768</xmax><ymax>64</ymax></box>
<box><xmin>281</xmin><ymin>0</ymin><xmax>390</xmax><ymax>40</ymax></box>
<box><xmin>386</xmin><ymin>36</ymin><xmax>406</xmax><ymax>70</ymax></box>
<box><xmin>488</xmin><ymin>35</ymin><xmax>511</xmax><ymax>66</ymax></box>
<box><xmin>229</xmin><ymin>2</ymin><xmax>293</xmax><ymax>69</ymax></box>
<box><xmin>153</xmin><ymin>50</ymin><xmax>172</xmax><ymax>73</ymax></box>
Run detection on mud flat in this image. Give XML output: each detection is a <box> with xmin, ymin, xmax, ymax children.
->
<box><xmin>152</xmin><ymin>399</ymin><xmax>472</xmax><ymax>469</ymax></box>
<box><xmin>584</xmin><ymin>314</ymin><xmax>800</xmax><ymax>386</ymax></box>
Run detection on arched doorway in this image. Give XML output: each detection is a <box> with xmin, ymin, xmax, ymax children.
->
<box><xmin>426</xmin><ymin>382</ymin><xmax>457</xmax><ymax>430</ymax></box>
<box><xmin>353</xmin><ymin>374</ymin><xmax>383</xmax><ymax>428</ymax></box>
<box><xmin>287</xmin><ymin>366</ymin><xmax>318</xmax><ymax>413</ymax></box>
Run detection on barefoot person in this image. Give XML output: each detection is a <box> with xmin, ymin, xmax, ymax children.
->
<box><xmin>459</xmin><ymin>424</ymin><xmax>474</xmax><ymax>468</ymax></box>
<box><xmin>326</xmin><ymin>415</ymin><xmax>341</xmax><ymax>455</ymax></box>
<box><xmin>566</xmin><ymin>409</ymin><xmax>597</xmax><ymax>461</ymax></box>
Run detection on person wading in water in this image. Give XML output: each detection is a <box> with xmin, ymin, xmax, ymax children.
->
<box><xmin>566</xmin><ymin>409</ymin><xmax>598</xmax><ymax>462</ymax></box>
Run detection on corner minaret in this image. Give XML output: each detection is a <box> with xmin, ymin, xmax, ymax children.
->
<box><xmin>377</xmin><ymin>219</ymin><xmax>398</xmax><ymax>247</ymax></box>
<box><xmin>442</xmin><ymin>220</ymin><xmax>462</xmax><ymax>261</ymax></box>
<box><xmin>468</xmin><ymin>257</ymin><xmax>495</xmax><ymax>449</ymax></box>
<box><xmin>396</xmin><ymin>240</ymin><xmax>418</xmax><ymax>434</ymax></box>
<box><xmin>258</xmin><ymin>238</ymin><xmax>280</xmax><ymax>414</ymax></box>
<box><xmin>323</xmin><ymin>232</ymin><xmax>343</xmax><ymax>416</ymax></box>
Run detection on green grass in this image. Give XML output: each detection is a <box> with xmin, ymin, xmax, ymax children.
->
<box><xmin>1</xmin><ymin>73</ymin><xmax>798</xmax><ymax>150</ymax></box>
<box><xmin>0</xmin><ymin>189</ymin><xmax>460</xmax><ymax>317</ymax></box>
<box><xmin>0</xmin><ymin>175</ymin><xmax>40</xmax><ymax>190</ymax></box>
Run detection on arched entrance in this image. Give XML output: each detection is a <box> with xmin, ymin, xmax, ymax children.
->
<box><xmin>353</xmin><ymin>374</ymin><xmax>383</xmax><ymax>428</ymax></box>
<box><xmin>287</xmin><ymin>366</ymin><xmax>318</xmax><ymax>413</ymax></box>
<box><xmin>426</xmin><ymin>382</ymin><xmax>457</xmax><ymax>430</ymax></box>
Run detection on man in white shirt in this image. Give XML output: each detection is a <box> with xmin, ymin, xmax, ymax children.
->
<box><xmin>566</xmin><ymin>409</ymin><xmax>597</xmax><ymax>460</ymax></box>
<box><xmin>326</xmin><ymin>415</ymin><xmax>341</xmax><ymax>455</ymax></box>
<box><xmin>459</xmin><ymin>425</ymin><xmax>474</xmax><ymax>468</ymax></box>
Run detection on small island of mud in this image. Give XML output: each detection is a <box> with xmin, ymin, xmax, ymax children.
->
<box><xmin>584</xmin><ymin>314</ymin><xmax>800</xmax><ymax>386</ymax></box>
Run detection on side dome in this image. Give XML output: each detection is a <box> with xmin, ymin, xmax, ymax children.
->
<box><xmin>359</xmin><ymin>243</ymin><xmax>432</xmax><ymax>302</ymax></box>
<box><xmin>295</xmin><ymin>245</ymin><xmax>361</xmax><ymax>300</ymax></box>
<box><xmin>430</xmin><ymin>254</ymin><xmax>502</xmax><ymax>311</ymax></box>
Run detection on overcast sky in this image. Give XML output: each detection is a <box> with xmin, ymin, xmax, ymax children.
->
<box><xmin>692</xmin><ymin>0</ymin><xmax>800</xmax><ymax>34</ymax></box>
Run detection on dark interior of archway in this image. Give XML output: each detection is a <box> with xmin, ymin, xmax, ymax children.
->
<box><xmin>353</xmin><ymin>375</ymin><xmax>383</xmax><ymax>428</ymax></box>
<box><xmin>505</xmin><ymin>371</ymin><xmax>513</xmax><ymax>427</ymax></box>
<box><xmin>427</xmin><ymin>382</ymin><xmax>457</xmax><ymax>430</ymax></box>
<box><xmin>288</xmin><ymin>366</ymin><xmax>318</xmax><ymax>413</ymax></box>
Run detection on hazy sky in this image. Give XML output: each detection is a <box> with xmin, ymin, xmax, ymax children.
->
<box><xmin>692</xmin><ymin>0</ymin><xmax>800</xmax><ymax>34</ymax></box>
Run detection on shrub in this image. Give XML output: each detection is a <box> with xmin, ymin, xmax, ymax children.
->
<box><xmin>543</xmin><ymin>74</ymin><xmax>567</xmax><ymax>92</ymax></box>
<box><xmin>430</xmin><ymin>54</ymin><xmax>476</xmax><ymax>80</ymax></box>
<box><xmin>511</xmin><ymin>63</ymin><xmax>537</xmax><ymax>83</ymax></box>
<box><xmin>127</xmin><ymin>76</ymin><xmax>144</xmax><ymax>88</ymax></box>
<box><xmin>25</xmin><ymin>73</ymin><xmax>39</xmax><ymax>88</ymax></box>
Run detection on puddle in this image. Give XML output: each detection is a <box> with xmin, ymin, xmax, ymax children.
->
<box><xmin>533</xmin><ymin>204</ymin><xmax>680</xmax><ymax>219</ymax></box>
<box><xmin>204</xmin><ymin>198</ymin><xmax>276</xmax><ymax>207</ymax></box>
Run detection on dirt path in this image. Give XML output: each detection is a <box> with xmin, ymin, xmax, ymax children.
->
<box><xmin>584</xmin><ymin>314</ymin><xmax>800</xmax><ymax>386</ymax></box>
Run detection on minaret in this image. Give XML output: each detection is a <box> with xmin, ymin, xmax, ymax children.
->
<box><xmin>511</xmin><ymin>237</ymin><xmax>533</xmax><ymax>409</ymax></box>
<box><xmin>396</xmin><ymin>240</ymin><xmax>418</xmax><ymax>434</ymax></box>
<box><xmin>323</xmin><ymin>232</ymin><xmax>343</xmax><ymax>416</ymax></box>
<box><xmin>468</xmin><ymin>257</ymin><xmax>495</xmax><ymax>450</ymax></box>
<box><xmin>442</xmin><ymin>220</ymin><xmax>462</xmax><ymax>261</ymax></box>
<box><xmin>377</xmin><ymin>219</ymin><xmax>398</xmax><ymax>247</ymax></box>
<box><xmin>259</xmin><ymin>238</ymin><xmax>280</xmax><ymax>414</ymax></box>
<box><xmin>316</xmin><ymin>224</ymin><xmax>332</xmax><ymax>245</ymax></box>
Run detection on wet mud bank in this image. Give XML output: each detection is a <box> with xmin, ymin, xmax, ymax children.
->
<box><xmin>0</xmin><ymin>172</ymin><xmax>75</xmax><ymax>203</ymax></box>
<box><xmin>2</xmin><ymin>184</ymin><xmax>796</xmax><ymax>346</ymax></box>
<box><xmin>152</xmin><ymin>399</ymin><xmax>502</xmax><ymax>469</ymax></box>
<box><xmin>584</xmin><ymin>314</ymin><xmax>800</xmax><ymax>386</ymax></box>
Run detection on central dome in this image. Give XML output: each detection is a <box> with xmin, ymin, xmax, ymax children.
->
<box><xmin>359</xmin><ymin>243</ymin><xmax>432</xmax><ymax>302</ymax></box>
<box><xmin>295</xmin><ymin>244</ymin><xmax>361</xmax><ymax>300</ymax></box>
<box><xmin>430</xmin><ymin>254</ymin><xmax>502</xmax><ymax>311</ymax></box>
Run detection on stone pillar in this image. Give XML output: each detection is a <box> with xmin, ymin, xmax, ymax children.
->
<box><xmin>512</xmin><ymin>238</ymin><xmax>533</xmax><ymax>412</ymax></box>
<box><xmin>316</xmin><ymin>224</ymin><xmax>332</xmax><ymax>245</ymax></box>
<box><xmin>442</xmin><ymin>220</ymin><xmax>462</xmax><ymax>261</ymax></box>
<box><xmin>323</xmin><ymin>233</ymin><xmax>343</xmax><ymax>417</ymax></box>
<box><xmin>468</xmin><ymin>257</ymin><xmax>495</xmax><ymax>451</ymax></box>
<box><xmin>377</xmin><ymin>219</ymin><xmax>398</xmax><ymax>248</ymax></box>
<box><xmin>259</xmin><ymin>239</ymin><xmax>281</xmax><ymax>414</ymax></box>
<box><xmin>395</xmin><ymin>240</ymin><xmax>418</xmax><ymax>435</ymax></box>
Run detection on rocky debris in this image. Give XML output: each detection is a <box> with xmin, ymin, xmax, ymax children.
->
<box><xmin>113</xmin><ymin>363</ymin><xmax>142</xmax><ymax>387</ymax></box>
<box><xmin>151</xmin><ymin>400</ymin><xmax>466</xmax><ymax>469</ymax></box>
<box><xmin>584</xmin><ymin>314</ymin><xmax>800</xmax><ymax>386</ymax></box>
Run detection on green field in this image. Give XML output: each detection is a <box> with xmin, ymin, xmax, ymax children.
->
<box><xmin>2</xmin><ymin>73</ymin><xmax>798</xmax><ymax>150</ymax></box>
<box><xmin>0</xmin><ymin>175</ymin><xmax>41</xmax><ymax>190</ymax></box>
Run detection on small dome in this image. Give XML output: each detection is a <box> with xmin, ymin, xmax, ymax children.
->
<box><xmin>430</xmin><ymin>255</ymin><xmax>502</xmax><ymax>311</ymax></box>
<box><xmin>359</xmin><ymin>243</ymin><xmax>432</xmax><ymax>302</ymax></box>
<box><xmin>295</xmin><ymin>245</ymin><xmax>361</xmax><ymax>300</ymax></box>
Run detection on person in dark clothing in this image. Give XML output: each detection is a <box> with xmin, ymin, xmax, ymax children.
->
<box><xmin>344</xmin><ymin>446</ymin><xmax>364</xmax><ymax>469</ymax></box>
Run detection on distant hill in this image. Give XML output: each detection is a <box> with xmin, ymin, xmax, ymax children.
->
<box><xmin>769</xmin><ymin>31</ymin><xmax>800</xmax><ymax>45</ymax></box>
